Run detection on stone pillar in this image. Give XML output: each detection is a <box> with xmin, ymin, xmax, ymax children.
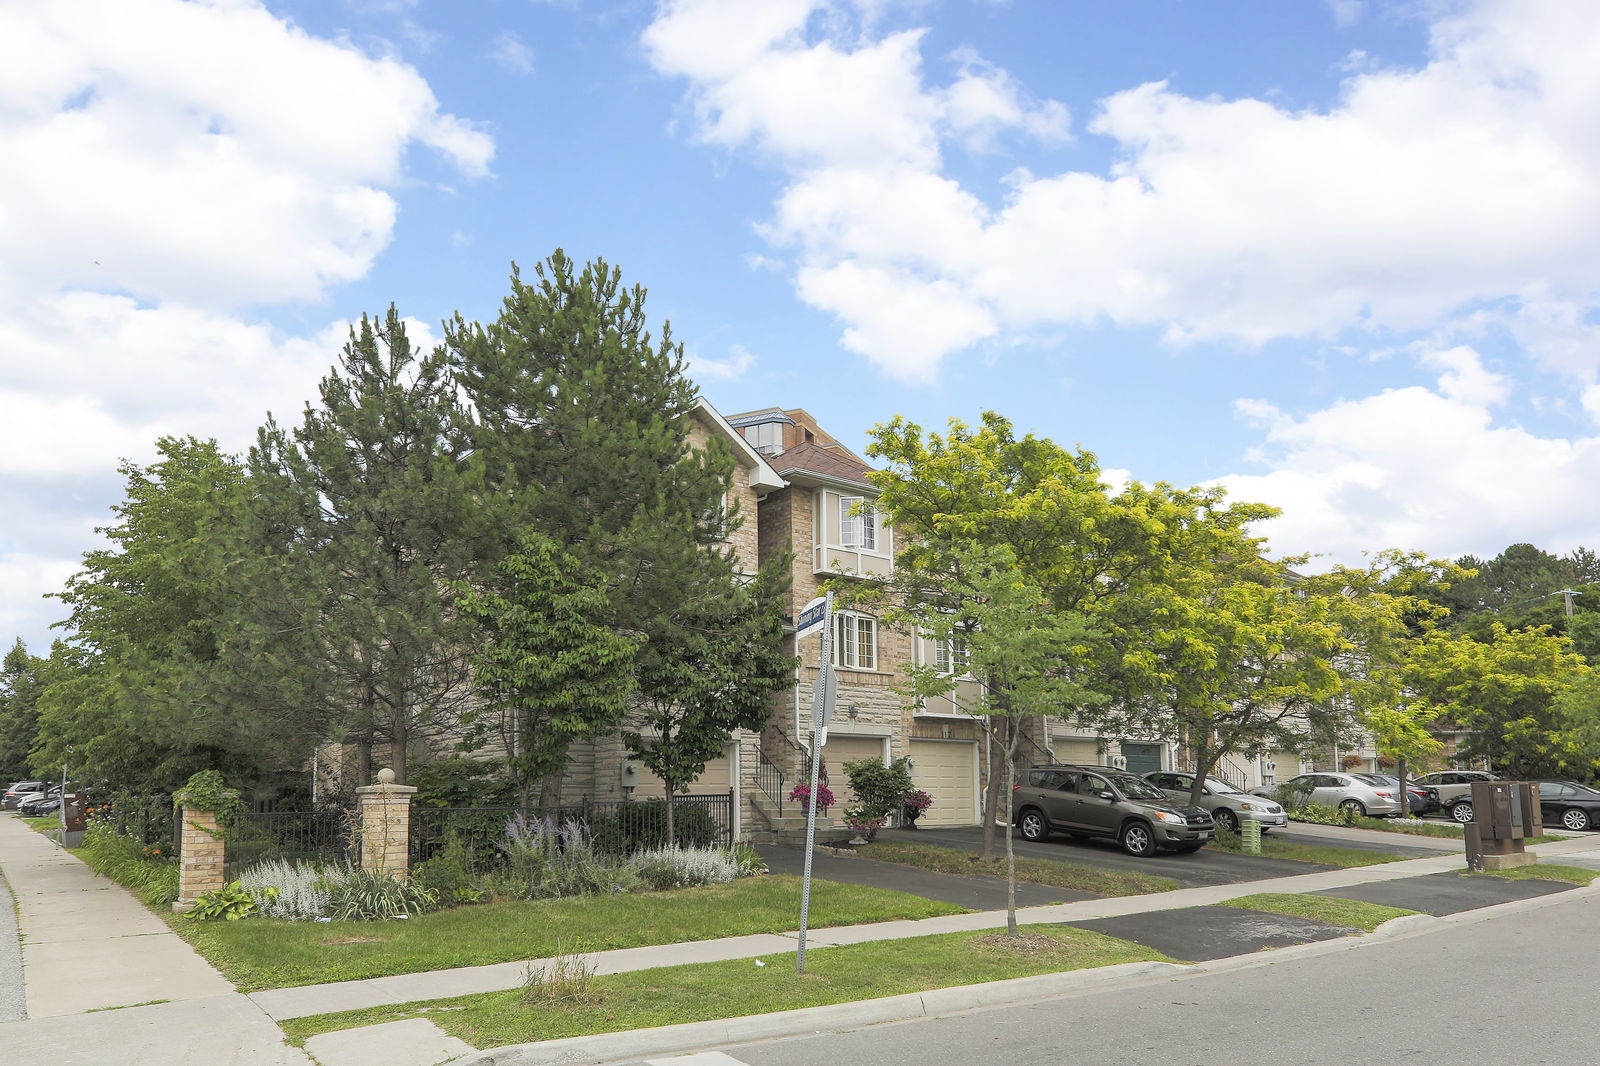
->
<box><xmin>356</xmin><ymin>768</ymin><xmax>417</xmax><ymax>879</ymax></box>
<box><xmin>173</xmin><ymin>806</ymin><xmax>226</xmax><ymax>914</ymax></box>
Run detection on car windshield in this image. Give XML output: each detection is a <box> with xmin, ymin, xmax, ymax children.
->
<box><xmin>1206</xmin><ymin>778</ymin><xmax>1246</xmax><ymax>794</ymax></box>
<box><xmin>1351</xmin><ymin>774</ymin><xmax>1392</xmax><ymax>786</ymax></box>
<box><xmin>1111</xmin><ymin>774</ymin><xmax>1174</xmax><ymax>802</ymax></box>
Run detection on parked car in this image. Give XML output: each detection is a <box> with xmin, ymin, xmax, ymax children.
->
<box><xmin>1532</xmin><ymin>781</ymin><xmax>1600</xmax><ymax>831</ymax></box>
<box><xmin>1143</xmin><ymin>771</ymin><xmax>1288</xmax><ymax>833</ymax></box>
<box><xmin>18</xmin><ymin>795</ymin><xmax>62</xmax><ymax>817</ymax></box>
<box><xmin>1364</xmin><ymin>774</ymin><xmax>1442</xmax><ymax>817</ymax></box>
<box><xmin>1249</xmin><ymin>772</ymin><xmax>1403</xmax><ymax>817</ymax></box>
<box><xmin>1013</xmin><ymin>764</ymin><xmax>1216</xmax><ymax>856</ymax></box>
<box><xmin>1411</xmin><ymin>771</ymin><xmax>1501</xmax><ymax>821</ymax></box>
<box><xmin>4</xmin><ymin>781</ymin><xmax>47</xmax><ymax>811</ymax></box>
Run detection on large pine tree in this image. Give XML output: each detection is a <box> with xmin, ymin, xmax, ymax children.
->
<box><xmin>448</xmin><ymin>251</ymin><xmax>792</xmax><ymax>809</ymax></box>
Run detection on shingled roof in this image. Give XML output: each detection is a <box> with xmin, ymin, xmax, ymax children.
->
<box><xmin>770</xmin><ymin>441</ymin><xmax>876</xmax><ymax>489</ymax></box>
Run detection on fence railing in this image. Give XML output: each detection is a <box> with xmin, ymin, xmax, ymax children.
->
<box><xmin>410</xmin><ymin>792</ymin><xmax>735</xmax><ymax>867</ymax></box>
<box><xmin>224</xmin><ymin>807</ymin><xmax>356</xmax><ymax>877</ymax></box>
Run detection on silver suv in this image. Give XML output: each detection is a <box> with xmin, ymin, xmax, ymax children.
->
<box><xmin>1013</xmin><ymin>765</ymin><xmax>1216</xmax><ymax>857</ymax></box>
<box><xmin>1144</xmin><ymin>771</ymin><xmax>1288</xmax><ymax>833</ymax></box>
<box><xmin>1410</xmin><ymin>771</ymin><xmax>1499</xmax><ymax>822</ymax></box>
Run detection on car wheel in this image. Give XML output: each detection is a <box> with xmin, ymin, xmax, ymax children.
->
<box><xmin>1451</xmin><ymin>801</ymin><xmax>1474</xmax><ymax>823</ymax></box>
<box><xmin>1339</xmin><ymin>799</ymin><xmax>1367</xmax><ymax>818</ymax></box>
<box><xmin>1120</xmin><ymin>821</ymin><xmax>1157</xmax><ymax>857</ymax></box>
<box><xmin>1214</xmin><ymin>808</ymin><xmax>1240</xmax><ymax>834</ymax></box>
<box><xmin>1562</xmin><ymin>808</ymin><xmax>1591</xmax><ymax>832</ymax></box>
<box><xmin>1017</xmin><ymin>809</ymin><xmax>1049</xmax><ymax>842</ymax></box>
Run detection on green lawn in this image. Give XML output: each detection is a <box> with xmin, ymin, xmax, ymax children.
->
<box><xmin>1218</xmin><ymin>892</ymin><xmax>1420</xmax><ymax>932</ymax></box>
<box><xmin>1461</xmin><ymin>863</ymin><xmax>1600</xmax><ymax>885</ymax></box>
<box><xmin>174</xmin><ymin>874</ymin><xmax>966</xmax><ymax>991</ymax></box>
<box><xmin>280</xmin><ymin>924</ymin><xmax>1168</xmax><ymax>1049</ymax></box>
<box><xmin>857</xmin><ymin>842</ymin><xmax>1179</xmax><ymax>896</ymax></box>
<box><xmin>1208</xmin><ymin>831</ymin><xmax>1407</xmax><ymax>868</ymax></box>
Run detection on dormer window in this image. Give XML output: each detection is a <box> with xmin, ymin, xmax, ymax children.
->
<box><xmin>741</xmin><ymin>421</ymin><xmax>785</xmax><ymax>455</ymax></box>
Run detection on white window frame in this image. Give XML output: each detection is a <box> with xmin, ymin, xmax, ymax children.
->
<box><xmin>934</xmin><ymin>636</ymin><xmax>970</xmax><ymax>677</ymax></box>
<box><xmin>833</xmin><ymin>612</ymin><xmax>877</xmax><ymax>670</ymax></box>
<box><xmin>838</xmin><ymin>495</ymin><xmax>877</xmax><ymax>552</ymax></box>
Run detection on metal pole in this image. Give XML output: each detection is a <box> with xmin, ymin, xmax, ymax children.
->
<box><xmin>796</xmin><ymin>590</ymin><xmax>832</xmax><ymax>974</ymax></box>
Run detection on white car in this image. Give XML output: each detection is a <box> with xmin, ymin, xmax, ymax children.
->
<box><xmin>1145</xmin><ymin>771</ymin><xmax>1288</xmax><ymax>833</ymax></box>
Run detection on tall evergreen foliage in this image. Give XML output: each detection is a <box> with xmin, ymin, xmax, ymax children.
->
<box><xmin>448</xmin><ymin>252</ymin><xmax>793</xmax><ymax>809</ymax></box>
<box><xmin>230</xmin><ymin>309</ymin><xmax>476</xmax><ymax>784</ymax></box>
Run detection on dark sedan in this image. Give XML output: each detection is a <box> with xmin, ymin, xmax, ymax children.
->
<box><xmin>1536</xmin><ymin>781</ymin><xmax>1600</xmax><ymax>831</ymax></box>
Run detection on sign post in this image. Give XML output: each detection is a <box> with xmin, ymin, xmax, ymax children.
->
<box><xmin>796</xmin><ymin>590</ymin><xmax>832</xmax><ymax>974</ymax></box>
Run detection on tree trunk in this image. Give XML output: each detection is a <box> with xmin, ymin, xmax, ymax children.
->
<box><xmin>1004</xmin><ymin>732</ymin><xmax>1019</xmax><ymax>936</ymax></box>
<box><xmin>665</xmin><ymin>782</ymin><xmax>676</xmax><ymax>845</ymax></box>
<box><xmin>1397</xmin><ymin>755</ymin><xmax>1410</xmax><ymax>817</ymax></box>
<box><xmin>980</xmin><ymin>718</ymin><xmax>1007</xmax><ymax>861</ymax></box>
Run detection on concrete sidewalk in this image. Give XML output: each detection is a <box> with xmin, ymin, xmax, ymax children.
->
<box><xmin>0</xmin><ymin>815</ymin><xmax>311</xmax><ymax>1064</ymax></box>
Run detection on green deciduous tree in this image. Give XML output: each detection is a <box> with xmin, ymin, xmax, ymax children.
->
<box><xmin>32</xmin><ymin>437</ymin><xmax>282</xmax><ymax>794</ymax></box>
<box><xmin>863</xmin><ymin>412</ymin><xmax>1275</xmax><ymax>854</ymax></box>
<box><xmin>457</xmin><ymin>532</ymin><xmax>640</xmax><ymax>806</ymax></box>
<box><xmin>0</xmin><ymin>639</ymin><xmax>45</xmax><ymax>779</ymax></box>
<box><xmin>1404</xmin><ymin>623</ymin><xmax>1595</xmax><ymax>778</ymax></box>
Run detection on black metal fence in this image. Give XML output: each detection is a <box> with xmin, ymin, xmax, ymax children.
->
<box><xmin>410</xmin><ymin>792</ymin><xmax>735</xmax><ymax>868</ymax></box>
<box><xmin>224</xmin><ymin>807</ymin><xmax>356</xmax><ymax>877</ymax></box>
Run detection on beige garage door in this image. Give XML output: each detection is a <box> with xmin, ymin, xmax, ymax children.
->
<box><xmin>820</xmin><ymin>734</ymin><xmax>889</xmax><ymax>811</ymax></box>
<box><xmin>910</xmin><ymin>739</ymin><xmax>978</xmax><ymax>826</ymax></box>
<box><xmin>632</xmin><ymin>749</ymin><xmax>732</xmax><ymax>800</ymax></box>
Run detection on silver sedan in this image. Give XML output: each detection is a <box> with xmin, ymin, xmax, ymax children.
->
<box><xmin>1250</xmin><ymin>771</ymin><xmax>1403</xmax><ymax>817</ymax></box>
<box><xmin>1145</xmin><ymin>771</ymin><xmax>1288</xmax><ymax>833</ymax></box>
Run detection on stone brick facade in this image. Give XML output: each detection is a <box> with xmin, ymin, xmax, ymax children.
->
<box><xmin>356</xmin><ymin>770</ymin><xmax>417</xmax><ymax>878</ymax></box>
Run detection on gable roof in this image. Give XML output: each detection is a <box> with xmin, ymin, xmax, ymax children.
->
<box><xmin>771</xmin><ymin>440</ymin><xmax>876</xmax><ymax>491</ymax></box>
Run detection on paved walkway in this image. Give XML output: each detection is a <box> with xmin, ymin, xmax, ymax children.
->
<box><xmin>0</xmin><ymin>815</ymin><xmax>311</xmax><ymax>1064</ymax></box>
<box><xmin>4</xmin><ymin>812</ymin><xmax>1599</xmax><ymax>1066</ymax></box>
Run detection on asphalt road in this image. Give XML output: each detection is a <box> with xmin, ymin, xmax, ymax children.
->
<box><xmin>649</xmin><ymin>880</ymin><xmax>1600</xmax><ymax>1066</ymax></box>
<box><xmin>871</xmin><ymin>826</ymin><xmax>1335</xmax><ymax>888</ymax></box>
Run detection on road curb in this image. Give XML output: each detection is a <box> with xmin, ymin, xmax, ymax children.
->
<box><xmin>447</xmin><ymin>961</ymin><xmax>1184</xmax><ymax>1065</ymax></box>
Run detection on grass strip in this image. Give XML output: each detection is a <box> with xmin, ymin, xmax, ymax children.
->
<box><xmin>1336</xmin><ymin>817</ymin><xmax>1558</xmax><ymax>843</ymax></box>
<box><xmin>857</xmin><ymin>842</ymin><xmax>1178</xmax><ymax>896</ymax></box>
<box><xmin>1217</xmin><ymin>892</ymin><xmax>1419</xmax><ymax>932</ymax></box>
<box><xmin>1460</xmin><ymin>863</ymin><xmax>1600</xmax><ymax>885</ymax></box>
<box><xmin>279</xmin><ymin>924</ymin><xmax>1169</xmax><ymax>1049</ymax></box>
<box><xmin>1208</xmin><ymin>832</ymin><xmax>1407</xmax><ymax>868</ymax></box>
<box><xmin>173</xmin><ymin>874</ymin><xmax>965</xmax><ymax>992</ymax></box>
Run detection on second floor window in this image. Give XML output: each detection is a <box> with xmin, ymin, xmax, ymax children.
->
<box><xmin>935</xmin><ymin>637</ymin><xmax>970</xmax><ymax>676</ymax></box>
<box><xmin>833</xmin><ymin>613</ymin><xmax>877</xmax><ymax>670</ymax></box>
<box><xmin>839</xmin><ymin>496</ymin><xmax>878</xmax><ymax>551</ymax></box>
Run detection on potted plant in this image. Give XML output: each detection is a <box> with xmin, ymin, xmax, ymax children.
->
<box><xmin>901</xmin><ymin>788</ymin><xmax>933</xmax><ymax>828</ymax></box>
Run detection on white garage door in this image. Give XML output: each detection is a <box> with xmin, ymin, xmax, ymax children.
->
<box><xmin>820</xmin><ymin>735</ymin><xmax>889</xmax><ymax>811</ymax></box>
<box><xmin>910</xmin><ymin>739</ymin><xmax>978</xmax><ymax>826</ymax></box>
<box><xmin>632</xmin><ymin>751</ymin><xmax>732</xmax><ymax>800</ymax></box>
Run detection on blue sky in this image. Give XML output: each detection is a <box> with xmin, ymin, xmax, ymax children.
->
<box><xmin>4</xmin><ymin>0</ymin><xmax>1599</xmax><ymax>655</ymax></box>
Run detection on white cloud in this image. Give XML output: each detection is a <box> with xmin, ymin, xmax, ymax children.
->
<box><xmin>645</xmin><ymin>0</ymin><xmax>1600</xmax><ymax>383</ymax></box>
<box><xmin>689</xmin><ymin>343</ymin><xmax>757</xmax><ymax>382</ymax></box>
<box><xmin>0</xmin><ymin>0</ymin><xmax>493</xmax><ymax>310</ymax></box>
<box><xmin>0</xmin><ymin>0</ymin><xmax>492</xmax><ymax>652</ymax></box>
<box><xmin>490</xmin><ymin>30</ymin><xmax>536</xmax><ymax>76</ymax></box>
<box><xmin>1217</xmin><ymin>346</ymin><xmax>1600</xmax><ymax>565</ymax></box>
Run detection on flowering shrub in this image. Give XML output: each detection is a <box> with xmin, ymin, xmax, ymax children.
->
<box><xmin>842</xmin><ymin>806</ymin><xmax>885</xmax><ymax>840</ymax></box>
<box><xmin>788</xmin><ymin>782</ymin><xmax>835</xmax><ymax>810</ymax></box>
<box><xmin>902</xmin><ymin>789</ymin><xmax>933</xmax><ymax>820</ymax></box>
<box><xmin>139</xmin><ymin>843</ymin><xmax>170</xmax><ymax>860</ymax></box>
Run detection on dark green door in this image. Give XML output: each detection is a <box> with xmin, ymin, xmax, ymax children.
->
<box><xmin>1121</xmin><ymin>742</ymin><xmax>1162</xmax><ymax>777</ymax></box>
